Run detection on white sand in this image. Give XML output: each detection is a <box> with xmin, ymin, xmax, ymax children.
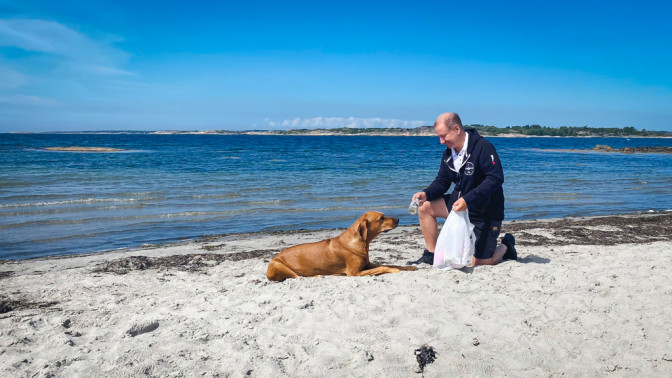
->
<box><xmin>2</xmin><ymin>216</ymin><xmax>672</xmax><ymax>377</ymax></box>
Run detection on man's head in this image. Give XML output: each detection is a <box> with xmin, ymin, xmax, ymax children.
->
<box><xmin>434</xmin><ymin>112</ymin><xmax>465</xmax><ymax>150</ymax></box>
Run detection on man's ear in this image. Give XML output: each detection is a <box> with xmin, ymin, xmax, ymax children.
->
<box><xmin>357</xmin><ymin>219</ymin><xmax>368</xmax><ymax>242</ymax></box>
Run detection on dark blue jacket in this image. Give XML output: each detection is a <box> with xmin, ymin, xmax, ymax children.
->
<box><xmin>423</xmin><ymin>129</ymin><xmax>505</xmax><ymax>222</ymax></box>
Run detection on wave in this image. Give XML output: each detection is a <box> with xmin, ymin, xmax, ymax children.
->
<box><xmin>1</xmin><ymin>202</ymin><xmax>404</xmax><ymax>230</ymax></box>
<box><xmin>507</xmin><ymin>193</ymin><xmax>583</xmax><ymax>203</ymax></box>
<box><xmin>0</xmin><ymin>203</ymin><xmax>149</xmax><ymax>217</ymax></box>
<box><xmin>0</xmin><ymin>210</ymin><xmax>243</xmax><ymax>230</ymax></box>
<box><xmin>242</xmin><ymin>199</ymin><xmax>296</xmax><ymax>206</ymax></box>
<box><xmin>0</xmin><ymin>197</ymin><xmax>144</xmax><ymax>209</ymax></box>
<box><xmin>25</xmin><ymin>148</ymin><xmax>152</xmax><ymax>154</ymax></box>
<box><xmin>190</xmin><ymin>193</ymin><xmax>240</xmax><ymax>200</ymax></box>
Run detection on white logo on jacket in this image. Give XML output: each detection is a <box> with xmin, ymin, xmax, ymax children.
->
<box><xmin>464</xmin><ymin>162</ymin><xmax>474</xmax><ymax>175</ymax></box>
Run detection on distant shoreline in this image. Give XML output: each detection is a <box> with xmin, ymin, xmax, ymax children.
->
<box><xmin>8</xmin><ymin>125</ymin><xmax>672</xmax><ymax>138</ymax></box>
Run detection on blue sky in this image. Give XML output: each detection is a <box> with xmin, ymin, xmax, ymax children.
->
<box><xmin>1</xmin><ymin>0</ymin><xmax>671</xmax><ymax>132</ymax></box>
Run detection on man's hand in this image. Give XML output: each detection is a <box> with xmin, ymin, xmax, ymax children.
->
<box><xmin>452</xmin><ymin>197</ymin><xmax>467</xmax><ymax>212</ymax></box>
<box><xmin>412</xmin><ymin>192</ymin><xmax>427</xmax><ymax>206</ymax></box>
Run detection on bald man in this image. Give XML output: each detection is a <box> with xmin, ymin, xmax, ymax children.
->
<box><xmin>408</xmin><ymin>113</ymin><xmax>517</xmax><ymax>266</ymax></box>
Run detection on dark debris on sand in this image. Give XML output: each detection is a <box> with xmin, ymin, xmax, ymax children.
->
<box><xmin>0</xmin><ymin>271</ymin><xmax>14</xmax><ymax>279</ymax></box>
<box><xmin>414</xmin><ymin>345</ymin><xmax>437</xmax><ymax>375</ymax></box>
<box><xmin>93</xmin><ymin>250</ymin><xmax>278</xmax><ymax>274</ymax></box>
<box><xmin>0</xmin><ymin>295</ymin><xmax>59</xmax><ymax>314</ymax></box>
<box><xmin>503</xmin><ymin>212</ymin><xmax>672</xmax><ymax>246</ymax></box>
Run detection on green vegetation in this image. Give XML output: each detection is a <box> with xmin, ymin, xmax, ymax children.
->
<box><xmin>469</xmin><ymin>124</ymin><xmax>661</xmax><ymax>137</ymax></box>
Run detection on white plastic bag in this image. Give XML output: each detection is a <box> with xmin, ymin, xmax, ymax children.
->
<box><xmin>433</xmin><ymin>210</ymin><xmax>476</xmax><ymax>270</ymax></box>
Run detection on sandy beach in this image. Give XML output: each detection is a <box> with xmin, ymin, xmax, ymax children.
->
<box><xmin>2</xmin><ymin>212</ymin><xmax>672</xmax><ymax>377</ymax></box>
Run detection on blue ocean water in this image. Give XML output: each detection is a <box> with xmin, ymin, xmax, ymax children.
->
<box><xmin>2</xmin><ymin>133</ymin><xmax>672</xmax><ymax>260</ymax></box>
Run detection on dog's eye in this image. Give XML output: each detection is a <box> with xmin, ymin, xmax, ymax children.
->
<box><xmin>379</xmin><ymin>216</ymin><xmax>385</xmax><ymax>221</ymax></box>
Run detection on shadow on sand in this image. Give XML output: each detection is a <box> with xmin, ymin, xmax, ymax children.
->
<box><xmin>517</xmin><ymin>254</ymin><xmax>551</xmax><ymax>264</ymax></box>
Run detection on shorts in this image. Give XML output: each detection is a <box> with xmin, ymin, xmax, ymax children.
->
<box><xmin>443</xmin><ymin>194</ymin><xmax>502</xmax><ymax>260</ymax></box>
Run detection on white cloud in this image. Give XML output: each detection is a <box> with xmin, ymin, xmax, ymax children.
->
<box><xmin>0</xmin><ymin>18</ymin><xmax>138</xmax><ymax>109</ymax></box>
<box><xmin>264</xmin><ymin>116</ymin><xmax>427</xmax><ymax>129</ymax></box>
<box><xmin>0</xmin><ymin>94</ymin><xmax>58</xmax><ymax>106</ymax></box>
<box><xmin>65</xmin><ymin>63</ymin><xmax>135</xmax><ymax>77</ymax></box>
<box><xmin>0</xmin><ymin>18</ymin><xmax>132</xmax><ymax>77</ymax></box>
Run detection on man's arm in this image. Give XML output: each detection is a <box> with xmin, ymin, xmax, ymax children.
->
<box><xmin>462</xmin><ymin>142</ymin><xmax>504</xmax><ymax>209</ymax></box>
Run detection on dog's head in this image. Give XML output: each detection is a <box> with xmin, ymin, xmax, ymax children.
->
<box><xmin>356</xmin><ymin>211</ymin><xmax>399</xmax><ymax>243</ymax></box>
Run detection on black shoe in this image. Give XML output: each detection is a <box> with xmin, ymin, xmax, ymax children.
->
<box><xmin>501</xmin><ymin>233</ymin><xmax>517</xmax><ymax>260</ymax></box>
<box><xmin>407</xmin><ymin>249</ymin><xmax>434</xmax><ymax>265</ymax></box>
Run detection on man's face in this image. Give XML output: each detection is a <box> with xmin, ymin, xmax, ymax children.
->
<box><xmin>435</xmin><ymin>123</ymin><xmax>459</xmax><ymax>149</ymax></box>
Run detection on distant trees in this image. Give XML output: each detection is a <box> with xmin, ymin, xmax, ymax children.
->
<box><xmin>469</xmin><ymin>124</ymin><xmax>658</xmax><ymax>137</ymax></box>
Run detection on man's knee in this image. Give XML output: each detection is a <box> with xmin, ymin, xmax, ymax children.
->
<box><xmin>418</xmin><ymin>201</ymin><xmax>433</xmax><ymax>217</ymax></box>
<box><xmin>420</xmin><ymin>199</ymin><xmax>449</xmax><ymax>220</ymax></box>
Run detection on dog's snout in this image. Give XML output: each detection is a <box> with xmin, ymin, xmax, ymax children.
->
<box><xmin>384</xmin><ymin>217</ymin><xmax>399</xmax><ymax>230</ymax></box>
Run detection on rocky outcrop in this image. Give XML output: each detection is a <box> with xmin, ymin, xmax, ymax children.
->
<box><xmin>593</xmin><ymin>145</ymin><xmax>672</xmax><ymax>154</ymax></box>
<box><xmin>593</xmin><ymin>144</ymin><xmax>616</xmax><ymax>152</ymax></box>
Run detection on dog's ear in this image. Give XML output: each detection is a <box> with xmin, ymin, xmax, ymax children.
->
<box><xmin>357</xmin><ymin>218</ymin><xmax>368</xmax><ymax>242</ymax></box>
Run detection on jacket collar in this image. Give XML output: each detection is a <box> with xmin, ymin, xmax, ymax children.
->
<box><xmin>445</xmin><ymin>129</ymin><xmax>480</xmax><ymax>173</ymax></box>
<box><xmin>446</xmin><ymin>152</ymin><xmax>471</xmax><ymax>173</ymax></box>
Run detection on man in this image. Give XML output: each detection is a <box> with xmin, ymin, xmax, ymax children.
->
<box><xmin>408</xmin><ymin>113</ymin><xmax>516</xmax><ymax>266</ymax></box>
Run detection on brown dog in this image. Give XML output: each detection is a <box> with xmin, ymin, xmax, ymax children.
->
<box><xmin>266</xmin><ymin>211</ymin><xmax>417</xmax><ymax>281</ymax></box>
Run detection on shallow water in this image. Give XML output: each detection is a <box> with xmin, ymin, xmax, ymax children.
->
<box><xmin>2</xmin><ymin>133</ymin><xmax>672</xmax><ymax>259</ymax></box>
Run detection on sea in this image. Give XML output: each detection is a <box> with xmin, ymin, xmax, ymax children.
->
<box><xmin>2</xmin><ymin>133</ymin><xmax>672</xmax><ymax>260</ymax></box>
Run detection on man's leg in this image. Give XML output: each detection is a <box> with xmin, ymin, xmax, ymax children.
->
<box><xmin>473</xmin><ymin>244</ymin><xmax>507</xmax><ymax>266</ymax></box>
<box><xmin>473</xmin><ymin>233</ymin><xmax>516</xmax><ymax>266</ymax></box>
<box><xmin>418</xmin><ymin>198</ymin><xmax>449</xmax><ymax>253</ymax></box>
<box><xmin>408</xmin><ymin>198</ymin><xmax>450</xmax><ymax>265</ymax></box>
